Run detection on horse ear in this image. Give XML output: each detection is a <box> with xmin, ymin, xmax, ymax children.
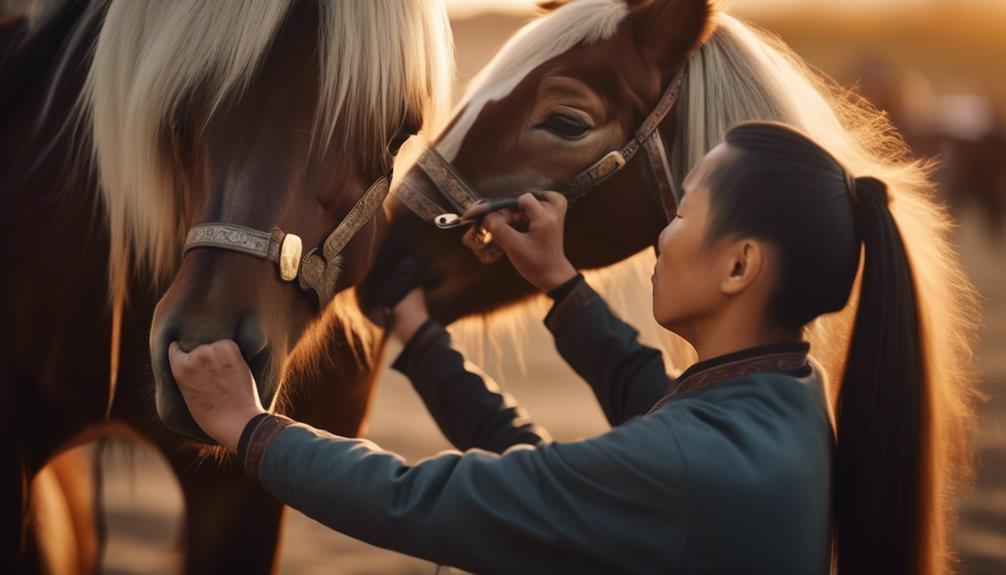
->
<box><xmin>536</xmin><ymin>0</ymin><xmax>570</xmax><ymax>11</ymax></box>
<box><xmin>626</xmin><ymin>0</ymin><xmax>714</xmax><ymax>73</ymax></box>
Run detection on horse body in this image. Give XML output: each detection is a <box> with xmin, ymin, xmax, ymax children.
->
<box><xmin>2</xmin><ymin>0</ymin><xmax>451</xmax><ymax>572</ymax></box>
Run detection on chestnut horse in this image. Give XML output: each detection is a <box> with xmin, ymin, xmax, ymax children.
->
<box><xmin>370</xmin><ymin>1</ymin><xmax>979</xmax><ymax>573</ymax></box>
<box><xmin>1</xmin><ymin>0</ymin><xmax>450</xmax><ymax>572</ymax></box>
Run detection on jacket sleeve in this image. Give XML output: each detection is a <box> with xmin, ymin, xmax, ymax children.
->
<box><xmin>258</xmin><ymin>414</ymin><xmax>688</xmax><ymax>574</ymax></box>
<box><xmin>544</xmin><ymin>275</ymin><xmax>673</xmax><ymax>426</ymax></box>
<box><xmin>392</xmin><ymin>319</ymin><xmax>550</xmax><ymax>453</ymax></box>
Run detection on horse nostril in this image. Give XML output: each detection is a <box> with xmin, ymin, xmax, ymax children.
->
<box><xmin>235</xmin><ymin>312</ymin><xmax>268</xmax><ymax>362</ymax></box>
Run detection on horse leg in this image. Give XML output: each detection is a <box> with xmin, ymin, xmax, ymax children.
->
<box><xmin>27</xmin><ymin>449</ymin><xmax>98</xmax><ymax>575</ymax></box>
<box><xmin>1</xmin><ymin>370</ymin><xmax>30</xmax><ymax>573</ymax></box>
<box><xmin>164</xmin><ymin>450</ymin><xmax>285</xmax><ymax>575</ymax></box>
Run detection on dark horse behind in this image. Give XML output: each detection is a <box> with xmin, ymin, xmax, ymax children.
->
<box><xmin>1</xmin><ymin>0</ymin><xmax>451</xmax><ymax>572</ymax></box>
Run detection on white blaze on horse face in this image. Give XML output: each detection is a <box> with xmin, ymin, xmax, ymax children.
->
<box><xmin>435</xmin><ymin>0</ymin><xmax>628</xmax><ymax>160</ymax></box>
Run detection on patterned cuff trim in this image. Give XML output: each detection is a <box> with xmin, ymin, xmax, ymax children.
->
<box><xmin>239</xmin><ymin>414</ymin><xmax>294</xmax><ymax>482</ymax></box>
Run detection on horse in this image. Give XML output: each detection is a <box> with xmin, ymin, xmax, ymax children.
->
<box><xmin>1</xmin><ymin>0</ymin><xmax>451</xmax><ymax>572</ymax></box>
<box><xmin>368</xmin><ymin>1</ymin><xmax>980</xmax><ymax>573</ymax></box>
<box><xmin>857</xmin><ymin>57</ymin><xmax>1006</xmax><ymax>241</ymax></box>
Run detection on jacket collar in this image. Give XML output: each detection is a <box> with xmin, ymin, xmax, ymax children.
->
<box><xmin>648</xmin><ymin>341</ymin><xmax>811</xmax><ymax>413</ymax></box>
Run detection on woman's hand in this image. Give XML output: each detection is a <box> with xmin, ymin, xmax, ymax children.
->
<box><xmin>168</xmin><ymin>340</ymin><xmax>266</xmax><ymax>450</ymax></box>
<box><xmin>463</xmin><ymin>191</ymin><xmax>577</xmax><ymax>292</ymax></box>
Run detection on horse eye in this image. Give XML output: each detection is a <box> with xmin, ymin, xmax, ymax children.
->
<box><xmin>538</xmin><ymin>114</ymin><xmax>589</xmax><ymax>140</ymax></box>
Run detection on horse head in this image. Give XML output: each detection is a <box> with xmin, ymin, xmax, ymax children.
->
<box><xmin>87</xmin><ymin>0</ymin><xmax>451</xmax><ymax>442</ymax></box>
<box><xmin>370</xmin><ymin>0</ymin><xmax>712</xmax><ymax>324</ymax></box>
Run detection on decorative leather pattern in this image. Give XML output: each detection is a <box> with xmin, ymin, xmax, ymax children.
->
<box><xmin>393</xmin><ymin>177</ymin><xmax>448</xmax><ymax>222</ymax></box>
<box><xmin>641</xmin><ymin>131</ymin><xmax>678</xmax><ymax>220</ymax></box>
<box><xmin>240</xmin><ymin>414</ymin><xmax>294</xmax><ymax>482</ymax></box>
<box><xmin>183</xmin><ymin>176</ymin><xmax>389</xmax><ymax>308</ymax></box>
<box><xmin>298</xmin><ymin>176</ymin><xmax>389</xmax><ymax>305</ymax></box>
<box><xmin>398</xmin><ymin>67</ymin><xmax>686</xmax><ymax>227</ymax></box>
<box><xmin>416</xmin><ymin>144</ymin><xmax>479</xmax><ymax>212</ymax></box>
<box><xmin>184</xmin><ymin>224</ymin><xmax>280</xmax><ymax>261</ymax></box>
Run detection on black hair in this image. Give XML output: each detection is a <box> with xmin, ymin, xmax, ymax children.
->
<box><xmin>707</xmin><ymin>121</ymin><xmax>933</xmax><ymax>575</ymax></box>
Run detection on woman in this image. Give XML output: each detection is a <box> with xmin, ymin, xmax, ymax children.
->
<box><xmin>169</xmin><ymin>121</ymin><xmax>943</xmax><ymax>574</ymax></box>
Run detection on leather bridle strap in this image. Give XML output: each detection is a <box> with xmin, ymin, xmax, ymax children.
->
<box><xmin>182</xmin><ymin>175</ymin><xmax>390</xmax><ymax>307</ymax></box>
<box><xmin>562</xmin><ymin>68</ymin><xmax>685</xmax><ymax>213</ymax></box>
<box><xmin>297</xmin><ymin>176</ymin><xmax>389</xmax><ymax>304</ymax></box>
<box><xmin>394</xmin><ymin>67</ymin><xmax>687</xmax><ymax>226</ymax></box>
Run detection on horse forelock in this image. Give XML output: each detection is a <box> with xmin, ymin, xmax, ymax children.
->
<box><xmin>435</xmin><ymin>0</ymin><xmax>629</xmax><ymax>161</ymax></box>
<box><xmin>82</xmin><ymin>0</ymin><xmax>453</xmax><ymax>303</ymax></box>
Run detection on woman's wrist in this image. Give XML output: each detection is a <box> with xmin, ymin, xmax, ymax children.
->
<box><xmin>537</xmin><ymin>259</ymin><xmax>578</xmax><ymax>292</ymax></box>
<box><xmin>219</xmin><ymin>406</ymin><xmax>266</xmax><ymax>452</ymax></box>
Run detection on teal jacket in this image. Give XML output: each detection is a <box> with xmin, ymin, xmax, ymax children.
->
<box><xmin>242</xmin><ymin>277</ymin><xmax>835</xmax><ymax>574</ymax></box>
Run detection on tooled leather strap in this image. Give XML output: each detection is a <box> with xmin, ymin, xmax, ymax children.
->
<box><xmin>184</xmin><ymin>224</ymin><xmax>284</xmax><ymax>262</ymax></box>
<box><xmin>641</xmin><ymin>130</ymin><xmax>680</xmax><ymax>219</ymax></box>
<box><xmin>562</xmin><ymin>68</ymin><xmax>685</xmax><ymax>214</ymax></box>
<box><xmin>397</xmin><ymin>67</ymin><xmax>687</xmax><ymax>225</ymax></box>
<box><xmin>183</xmin><ymin>175</ymin><xmax>389</xmax><ymax>307</ymax></box>
<box><xmin>393</xmin><ymin>175</ymin><xmax>448</xmax><ymax>223</ymax></box>
<box><xmin>415</xmin><ymin>140</ymin><xmax>481</xmax><ymax>213</ymax></box>
<box><xmin>298</xmin><ymin>176</ymin><xmax>389</xmax><ymax>305</ymax></box>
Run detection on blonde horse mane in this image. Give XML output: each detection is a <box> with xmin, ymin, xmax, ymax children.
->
<box><xmin>448</xmin><ymin>8</ymin><xmax>979</xmax><ymax>572</ymax></box>
<box><xmin>82</xmin><ymin>0</ymin><xmax>454</xmax><ymax>302</ymax></box>
<box><xmin>675</xmin><ymin>15</ymin><xmax>979</xmax><ymax>572</ymax></box>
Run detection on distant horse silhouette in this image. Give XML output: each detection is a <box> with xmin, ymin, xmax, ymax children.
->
<box><xmin>370</xmin><ymin>1</ymin><xmax>979</xmax><ymax>574</ymax></box>
<box><xmin>858</xmin><ymin>57</ymin><xmax>1006</xmax><ymax>239</ymax></box>
<box><xmin>1</xmin><ymin>0</ymin><xmax>451</xmax><ymax>572</ymax></box>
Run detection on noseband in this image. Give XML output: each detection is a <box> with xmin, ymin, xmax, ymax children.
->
<box><xmin>182</xmin><ymin>175</ymin><xmax>390</xmax><ymax>307</ymax></box>
<box><xmin>392</xmin><ymin>68</ymin><xmax>686</xmax><ymax>262</ymax></box>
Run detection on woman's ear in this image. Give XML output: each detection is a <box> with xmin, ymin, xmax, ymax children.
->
<box><xmin>719</xmin><ymin>239</ymin><xmax>765</xmax><ymax>296</ymax></box>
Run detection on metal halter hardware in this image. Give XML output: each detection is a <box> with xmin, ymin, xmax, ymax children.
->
<box><xmin>392</xmin><ymin>68</ymin><xmax>687</xmax><ymax>250</ymax></box>
<box><xmin>182</xmin><ymin>175</ymin><xmax>390</xmax><ymax>306</ymax></box>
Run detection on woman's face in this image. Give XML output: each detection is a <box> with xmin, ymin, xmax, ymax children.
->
<box><xmin>652</xmin><ymin>143</ymin><xmax>734</xmax><ymax>336</ymax></box>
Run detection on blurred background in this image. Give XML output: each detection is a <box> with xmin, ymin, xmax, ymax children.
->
<box><xmin>41</xmin><ymin>1</ymin><xmax>1006</xmax><ymax>573</ymax></box>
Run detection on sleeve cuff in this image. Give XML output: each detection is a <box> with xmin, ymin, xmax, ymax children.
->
<box><xmin>237</xmin><ymin>413</ymin><xmax>294</xmax><ymax>481</ymax></box>
<box><xmin>547</xmin><ymin>272</ymin><xmax>585</xmax><ymax>302</ymax></box>
<box><xmin>391</xmin><ymin>318</ymin><xmax>450</xmax><ymax>375</ymax></box>
<box><xmin>544</xmin><ymin>276</ymin><xmax>599</xmax><ymax>335</ymax></box>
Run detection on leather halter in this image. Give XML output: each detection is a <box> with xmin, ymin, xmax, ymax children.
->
<box><xmin>393</xmin><ymin>68</ymin><xmax>687</xmax><ymax>250</ymax></box>
<box><xmin>182</xmin><ymin>175</ymin><xmax>389</xmax><ymax>307</ymax></box>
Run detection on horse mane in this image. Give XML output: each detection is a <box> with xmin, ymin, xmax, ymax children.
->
<box><xmin>81</xmin><ymin>0</ymin><xmax>453</xmax><ymax>300</ymax></box>
<box><xmin>676</xmin><ymin>14</ymin><xmax>980</xmax><ymax>571</ymax></box>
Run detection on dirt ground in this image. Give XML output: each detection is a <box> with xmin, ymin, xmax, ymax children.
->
<box><xmin>54</xmin><ymin>10</ymin><xmax>1006</xmax><ymax>575</ymax></box>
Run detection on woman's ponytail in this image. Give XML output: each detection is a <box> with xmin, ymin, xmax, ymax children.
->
<box><xmin>833</xmin><ymin>175</ymin><xmax>935</xmax><ymax>575</ymax></box>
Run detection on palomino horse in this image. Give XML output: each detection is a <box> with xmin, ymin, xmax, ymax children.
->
<box><xmin>370</xmin><ymin>1</ymin><xmax>979</xmax><ymax>573</ymax></box>
<box><xmin>2</xmin><ymin>0</ymin><xmax>450</xmax><ymax>572</ymax></box>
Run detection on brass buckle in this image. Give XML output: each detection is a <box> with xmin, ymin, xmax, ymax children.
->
<box><xmin>588</xmin><ymin>150</ymin><xmax>626</xmax><ymax>181</ymax></box>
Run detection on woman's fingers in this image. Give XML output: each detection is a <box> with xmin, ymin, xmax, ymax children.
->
<box><xmin>517</xmin><ymin>192</ymin><xmax>549</xmax><ymax>222</ymax></box>
<box><xmin>168</xmin><ymin>342</ymin><xmax>188</xmax><ymax>377</ymax></box>
<box><xmin>168</xmin><ymin>340</ymin><xmax>242</xmax><ymax>379</ymax></box>
<box><xmin>481</xmin><ymin>212</ymin><xmax>524</xmax><ymax>250</ymax></box>
<box><xmin>461</xmin><ymin>203</ymin><xmax>490</xmax><ymax>220</ymax></box>
<box><xmin>540</xmin><ymin>191</ymin><xmax>568</xmax><ymax>216</ymax></box>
